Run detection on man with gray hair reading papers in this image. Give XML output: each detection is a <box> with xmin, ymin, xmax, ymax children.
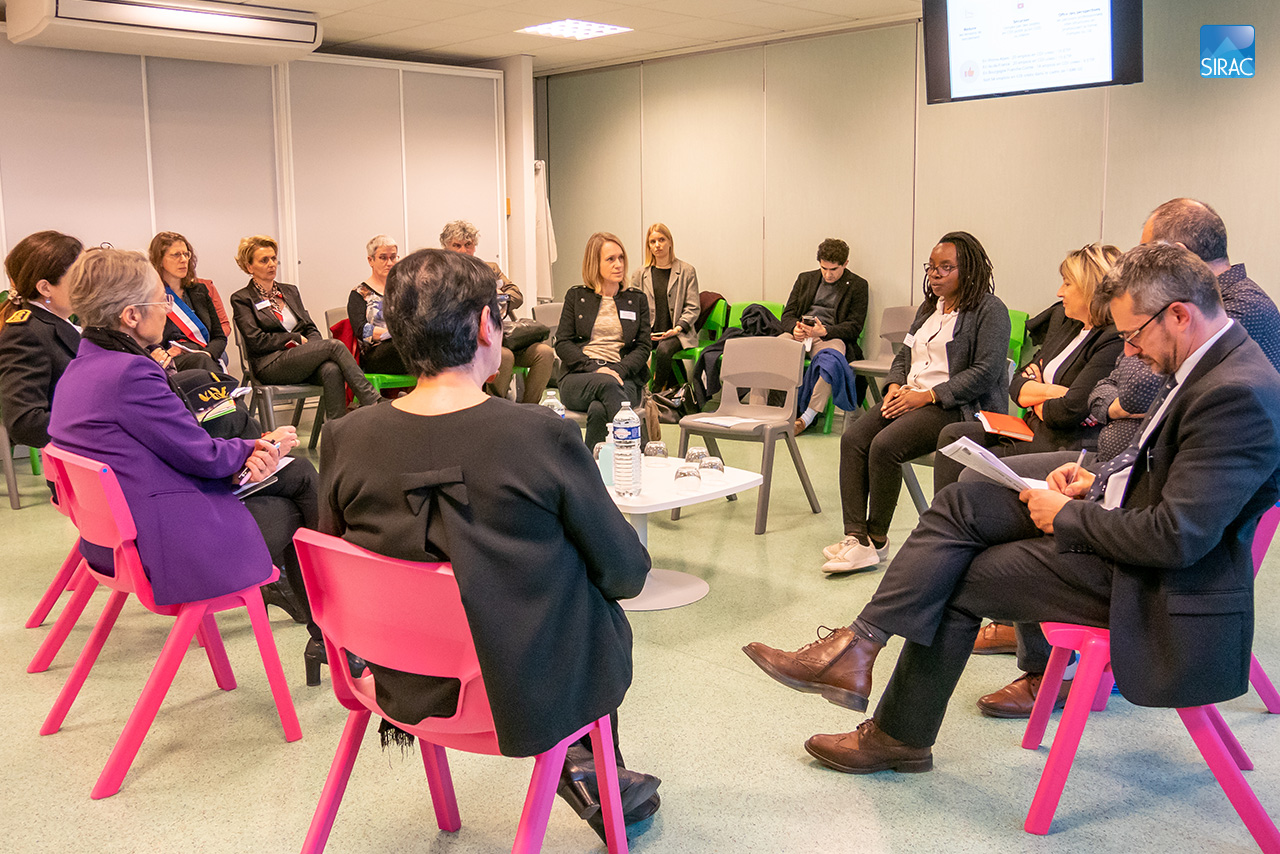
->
<box><xmin>742</xmin><ymin>242</ymin><xmax>1280</xmax><ymax>775</ymax></box>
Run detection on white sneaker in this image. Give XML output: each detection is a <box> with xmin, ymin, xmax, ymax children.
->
<box><xmin>823</xmin><ymin>535</ymin><xmax>859</xmax><ymax>560</ymax></box>
<box><xmin>821</xmin><ymin>541</ymin><xmax>882</xmax><ymax>574</ymax></box>
<box><xmin>824</xmin><ymin>536</ymin><xmax>891</xmax><ymax>562</ymax></box>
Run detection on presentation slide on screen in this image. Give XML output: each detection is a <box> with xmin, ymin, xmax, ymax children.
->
<box><xmin>948</xmin><ymin>0</ymin><xmax>1113</xmax><ymax>99</ymax></box>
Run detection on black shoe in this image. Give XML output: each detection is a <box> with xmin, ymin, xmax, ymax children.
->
<box><xmin>586</xmin><ymin>792</ymin><xmax>661</xmax><ymax>844</ymax></box>
<box><xmin>304</xmin><ymin>637</ymin><xmax>368</xmax><ymax>687</ymax></box>
<box><xmin>557</xmin><ymin>745</ymin><xmax>661</xmax><ymax>820</ymax></box>
<box><xmin>261</xmin><ymin>581</ymin><xmax>307</xmax><ymax>624</ymax></box>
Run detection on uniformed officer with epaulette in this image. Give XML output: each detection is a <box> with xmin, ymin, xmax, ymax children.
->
<box><xmin>0</xmin><ymin>230</ymin><xmax>84</xmax><ymax>449</ymax></box>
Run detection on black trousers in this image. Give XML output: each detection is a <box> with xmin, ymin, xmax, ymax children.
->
<box><xmin>256</xmin><ymin>339</ymin><xmax>378</xmax><ymax>420</ymax></box>
<box><xmin>361</xmin><ymin>340</ymin><xmax>406</xmax><ymax>375</ymax></box>
<box><xmin>650</xmin><ymin>336</ymin><xmax>684</xmax><ymax>393</ymax></box>
<box><xmin>858</xmin><ymin>480</ymin><xmax>1112</xmax><ymax>748</ymax></box>
<box><xmin>558</xmin><ymin>370</ymin><xmax>647</xmax><ymax>448</ymax></box>
<box><xmin>840</xmin><ymin>404</ymin><xmax>963</xmax><ymax>539</ymax></box>
<box><xmin>243</xmin><ymin>456</ymin><xmax>321</xmax><ymax>641</ymax></box>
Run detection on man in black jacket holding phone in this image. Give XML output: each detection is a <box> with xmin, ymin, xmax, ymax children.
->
<box><xmin>781</xmin><ymin>238</ymin><xmax>868</xmax><ymax>432</ymax></box>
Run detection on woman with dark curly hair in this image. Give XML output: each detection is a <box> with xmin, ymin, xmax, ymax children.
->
<box><xmin>824</xmin><ymin>231</ymin><xmax>1010</xmax><ymax>574</ymax></box>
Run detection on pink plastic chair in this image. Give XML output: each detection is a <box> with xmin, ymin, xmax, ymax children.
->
<box><xmin>1248</xmin><ymin>503</ymin><xmax>1280</xmax><ymax>712</ymax></box>
<box><xmin>1021</xmin><ymin>622</ymin><xmax>1280</xmax><ymax>851</ymax></box>
<box><xmin>38</xmin><ymin>445</ymin><xmax>302</xmax><ymax>799</ymax></box>
<box><xmin>25</xmin><ymin>543</ymin><xmax>87</xmax><ymax>628</ymax></box>
<box><xmin>292</xmin><ymin>528</ymin><xmax>628</xmax><ymax>854</ymax></box>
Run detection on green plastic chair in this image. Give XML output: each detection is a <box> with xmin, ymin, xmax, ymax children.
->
<box><xmin>669</xmin><ymin>298</ymin><xmax>729</xmax><ymax>387</ymax></box>
<box><xmin>365</xmin><ymin>373</ymin><xmax>416</xmax><ymax>394</ymax></box>
<box><xmin>1008</xmin><ymin>308</ymin><xmax>1030</xmax><ymax>365</ymax></box>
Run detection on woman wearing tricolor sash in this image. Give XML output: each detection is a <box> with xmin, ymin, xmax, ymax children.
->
<box><xmin>148</xmin><ymin>231</ymin><xmax>224</xmax><ymax>373</ymax></box>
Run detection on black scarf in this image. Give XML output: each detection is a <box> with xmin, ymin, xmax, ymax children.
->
<box><xmin>82</xmin><ymin>326</ymin><xmax>197</xmax><ymax>417</ymax></box>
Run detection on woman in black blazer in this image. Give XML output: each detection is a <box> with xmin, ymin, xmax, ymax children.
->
<box><xmin>230</xmin><ymin>234</ymin><xmax>380</xmax><ymax>422</ymax></box>
<box><xmin>0</xmin><ymin>230</ymin><xmax>83</xmax><ymax>449</ymax></box>
<box><xmin>556</xmin><ymin>232</ymin><xmax>652</xmax><ymax>447</ymax></box>
<box><xmin>933</xmin><ymin>243</ymin><xmax>1125</xmax><ymax>492</ymax></box>
<box><xmin>148</xmin><ymin>231</ymin><xmax>223</xmax><ymax>373</ymax></box>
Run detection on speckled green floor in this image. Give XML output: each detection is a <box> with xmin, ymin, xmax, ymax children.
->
<box><xmin>3</xmin><ymin>413</ymin><xmax>1278</xmax><ymax>853</ymax></box>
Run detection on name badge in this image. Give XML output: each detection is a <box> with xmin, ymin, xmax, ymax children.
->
<box><xmin>903</xmin><ymin>332</ymin><xmax>916</xmax><ymax>348</ymax></box>
<box><xmin>254</xmin><ymin>300</ymin><xmax>272</xmax><ymax>311</ymax></box>
<box><xmin>619</xmin><ymin>310</ymin><xmax>637</xmax><ymax>321</ymax></box>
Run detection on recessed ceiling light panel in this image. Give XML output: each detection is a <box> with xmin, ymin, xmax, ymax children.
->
<box><xmin>517</xmin><ymin>19</ymin><xmax>631</xmax><ymax>41</ymax></box>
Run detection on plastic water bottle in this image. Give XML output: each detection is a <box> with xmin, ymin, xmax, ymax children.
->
<box><xmin>612</xmin><ymin>401</ymin><xmax>642</xmax><ymax>497</ymax></box>
<box><xmin>540</xmin><ymin>389</ymin><xmax>566</xmax><ymax>417</ymax></box>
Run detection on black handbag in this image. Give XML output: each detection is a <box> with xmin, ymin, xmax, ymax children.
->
<box><xmin>503</xmin><ymin>318</ymin><xmax>551</xmax><ymax>351</ymax></box>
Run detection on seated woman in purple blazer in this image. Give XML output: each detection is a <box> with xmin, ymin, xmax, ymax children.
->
<box><xmin>48</xmin><ymin>248</ymin><xmax>287</xmax><ymax>608</ymax></box>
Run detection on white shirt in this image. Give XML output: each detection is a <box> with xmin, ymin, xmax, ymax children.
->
<box><xmin>1101</xmin><ymin>319</ymin><xmax>1235</xmax><ymax>509</ymax></box>
<box><xmin>1042</xmin><ymin>327</ymin><xmax>1090</xmax><ymax>385</ymax></box>
<box><xmin>905</xmin><ymin>306</ymin><xmax>958</xmax><ymax>391</ymax></box>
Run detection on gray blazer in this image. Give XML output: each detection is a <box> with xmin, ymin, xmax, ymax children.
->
<box><xmin>633</xmin><ymin>259</ymin><xmax>700</xmax><ymax>350</ymax></box>
<box><xmin>885</xmin><ymin>292</ymin><xmax>1011</xmax><ymax>419</ymax></box>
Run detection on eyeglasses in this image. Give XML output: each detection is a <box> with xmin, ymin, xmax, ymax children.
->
<box><xmin>134</xmin><ymin>295</ymin><xmax>175</xmax><ymax>310</ymax></box>
<box><xmin>922</xmin><ymin>263</ymin><xmax>958</xmax><ymax>276</ymax></box>
<box><xmin>1118</xmin><ymin>302</ymin><xmax>1173</xmax><ymax>345</ymax></box>
<box><xmin>165</xmin><ymin>250</ymin><xmax>192</xmax><ymax>260</ymax></box>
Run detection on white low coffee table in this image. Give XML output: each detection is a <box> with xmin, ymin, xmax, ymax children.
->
<box><xmin>610</xmin><ymin>460</ymin><xmax>763</xmax><ymax>611</ymax></box>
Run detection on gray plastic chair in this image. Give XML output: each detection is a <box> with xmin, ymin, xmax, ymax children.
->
<box><xmin>233</xmin><ymin>325</ymin><xmax>326</xmax><ymax>449</ymax></box>
<box><xmin>901</xmin><ymin>358</ymin><xmax>1018</xmax><ymax>514</ymax></box>
<box><xmin>847</xmin><ymin>304</ymin><xmax>918</xmax><ymax>405</ymax></box>
<box><xmin>673</xmin><ymin>336</ymin><xmax>821</xmax><ymax>534</ymax></box>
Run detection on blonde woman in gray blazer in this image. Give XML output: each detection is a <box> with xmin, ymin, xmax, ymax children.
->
<box><xmin>632</xmin><ymin>222</ymin><xmax>700</xmax><ymax>393</ymax></box>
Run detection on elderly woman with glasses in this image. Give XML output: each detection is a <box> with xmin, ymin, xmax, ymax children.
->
<box><xmin>230</xmin><ymin>234</ymin><xmax>381</xmax><ymax>421</ymax></box>
<box><xmin>320</xmin><ymin>248</ymin><xmax>661</xmax><ymax>841</ymax></box>
<box><xmin>823</xmin><ymin>231</ymin><xmax>1010</xmax><ymax>575</ymax></box>
<box><xmin>440</xmin><ymin>219</ymin><xmax>554</xmax><ymax>404</ymax></box>
<box><xmin>48</xmin><ymin>248</ymin><xmax>294</xmax><ymax>606</ymax></box>
<box><xmin>347</xmin><ymin>234</ymin><xmax>406</xmax><ymax>375</ymax></box>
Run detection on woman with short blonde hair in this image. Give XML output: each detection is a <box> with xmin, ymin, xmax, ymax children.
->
<box><xmin>229</xmin><ymin>234</ymin><xmax>381</xmax><ymax>420</ymax></box>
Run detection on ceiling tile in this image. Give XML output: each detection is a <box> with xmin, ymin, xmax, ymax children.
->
<box><xmin>319</xmin><ymin>11</ymin><xmax>426</xmax><ymax>43</ymax></box>
<box><xmin>648</xmin><ymin>18</ymin><xmax>778</xmax><ymax>41</ymax></box>
<box><xmin>724</xmin><ymin>5</ymin><xmax>847</xmax><ymax>30</ymax></box>
<box><xmin>350</xmin><ymin>0</ymin><xmax>486</xmax><ymax>23</ymax></box>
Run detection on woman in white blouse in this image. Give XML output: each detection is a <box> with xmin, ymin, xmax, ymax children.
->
<box><xmin>824</xmin><ymin>232</ymin><xmax>1010</xmax><ymax>574</ymax></box>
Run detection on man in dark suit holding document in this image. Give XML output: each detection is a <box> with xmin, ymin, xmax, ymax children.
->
<box><xmin>742</xmin><ymin>242</ymin><xmax>1280</xmax><ymax>772</ymax></box>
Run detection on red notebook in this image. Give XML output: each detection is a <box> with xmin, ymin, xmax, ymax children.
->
<box><xmin>977</xmin><ymin>410</ymin><xmax>1034</xmax><ymax>442</ymax></box>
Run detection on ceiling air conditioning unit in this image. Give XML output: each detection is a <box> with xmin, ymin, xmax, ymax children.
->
<box><xmin>6</xmin><ymin>0</ymin><xmax>323</xmax><ymax>65</ymax></box>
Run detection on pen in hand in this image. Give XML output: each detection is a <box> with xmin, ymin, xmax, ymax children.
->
<box><xmin>236</xmin><ymin>439</ymin><xmax>280</xmax><ymax>486</ymax></box>
<box><xmin>1065</xmin><ymin>448</ymin><xmax>1088</xmax><ymax>487</ymax></box>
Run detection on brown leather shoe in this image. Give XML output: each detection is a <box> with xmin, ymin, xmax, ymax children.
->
<box><xmin>977</xmin><ymin>671</ymin><xmax>1072</xmax><ymax>718</ymax></box>
<box><xmin>742</xmin><ymin>626</ymin><xmax>883</xmax><ymax>712</ymax></box>
<box><xmin>805</xmin><ymin>720</ymin><xmax>933</xmax><ymax>774</ymax></box>
<box><xmin>972</xmin><ymin>621</ymin><xmax>1017</xmax><ymax>655</ymax></box>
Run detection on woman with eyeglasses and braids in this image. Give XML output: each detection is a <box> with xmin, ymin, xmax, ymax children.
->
<box><xmin>822</xmin><ymin>231</ymin><xmax>1010</xmax><ymax>575</ymax></box>
<box><xmin>931</xmin><ymin>243</ymin><xmax>1124</xmax><ymax>493</ymax></box>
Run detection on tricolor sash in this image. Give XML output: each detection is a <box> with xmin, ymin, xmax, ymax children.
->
<box><xmin>166</xmin><ymin>292</ymin><xmax>208</xmax><ymax>346</ymax></box>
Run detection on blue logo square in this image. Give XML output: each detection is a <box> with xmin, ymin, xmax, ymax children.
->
<box><xmin>1201</xmin><ymin>25</ymin><xmax>1255</xmax><ymax>78</ymax></box>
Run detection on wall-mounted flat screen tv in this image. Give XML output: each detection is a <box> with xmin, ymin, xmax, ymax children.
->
<box><xmin>923</xmin><ymin>0</ymin><xmax>1143</xmax><ymax>104</ymax></box>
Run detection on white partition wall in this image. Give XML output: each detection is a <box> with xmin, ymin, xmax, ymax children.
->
<box><xmin>0</xmin><ymin>41</ymin><xmax>153</xmax><ymax>250</ymax></box>
<box><xmin>146</xmin><ymin>57</ymin><xmax>278</xmax><ymax>301</ymax></box>
<box><xmin>545</xmin><ymin>0</ymin><xmax>1280</xmax><ymax>325</ymax></box>
<box><xmin>0</xmin><ymin>36</ymin><xmax>506</xmax><ymax>365</ymax></box>
<box><xmin>545</xmin><ymin>65</ymin><xmax>642</xmax><ymax>289</ymax></box>
<box><xmin>764</xmin><ymin>27</ymin><xmax>917</xmax><ymax>354</ymax></box>
<box><xmin>402</xmin><ymin>69</ymin><xmax>505</xmax><ymax>269</ymax></box>
<box><xmin>641</xmin><ymin>48</ymin><xmax>767</xmax><ymax>303</ymax></box>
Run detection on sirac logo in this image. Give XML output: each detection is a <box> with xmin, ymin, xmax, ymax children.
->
<box><xmin>1201</xmin><ymin>25</ymin><xmax>1255</xmax><ymax>78</ymax></box>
